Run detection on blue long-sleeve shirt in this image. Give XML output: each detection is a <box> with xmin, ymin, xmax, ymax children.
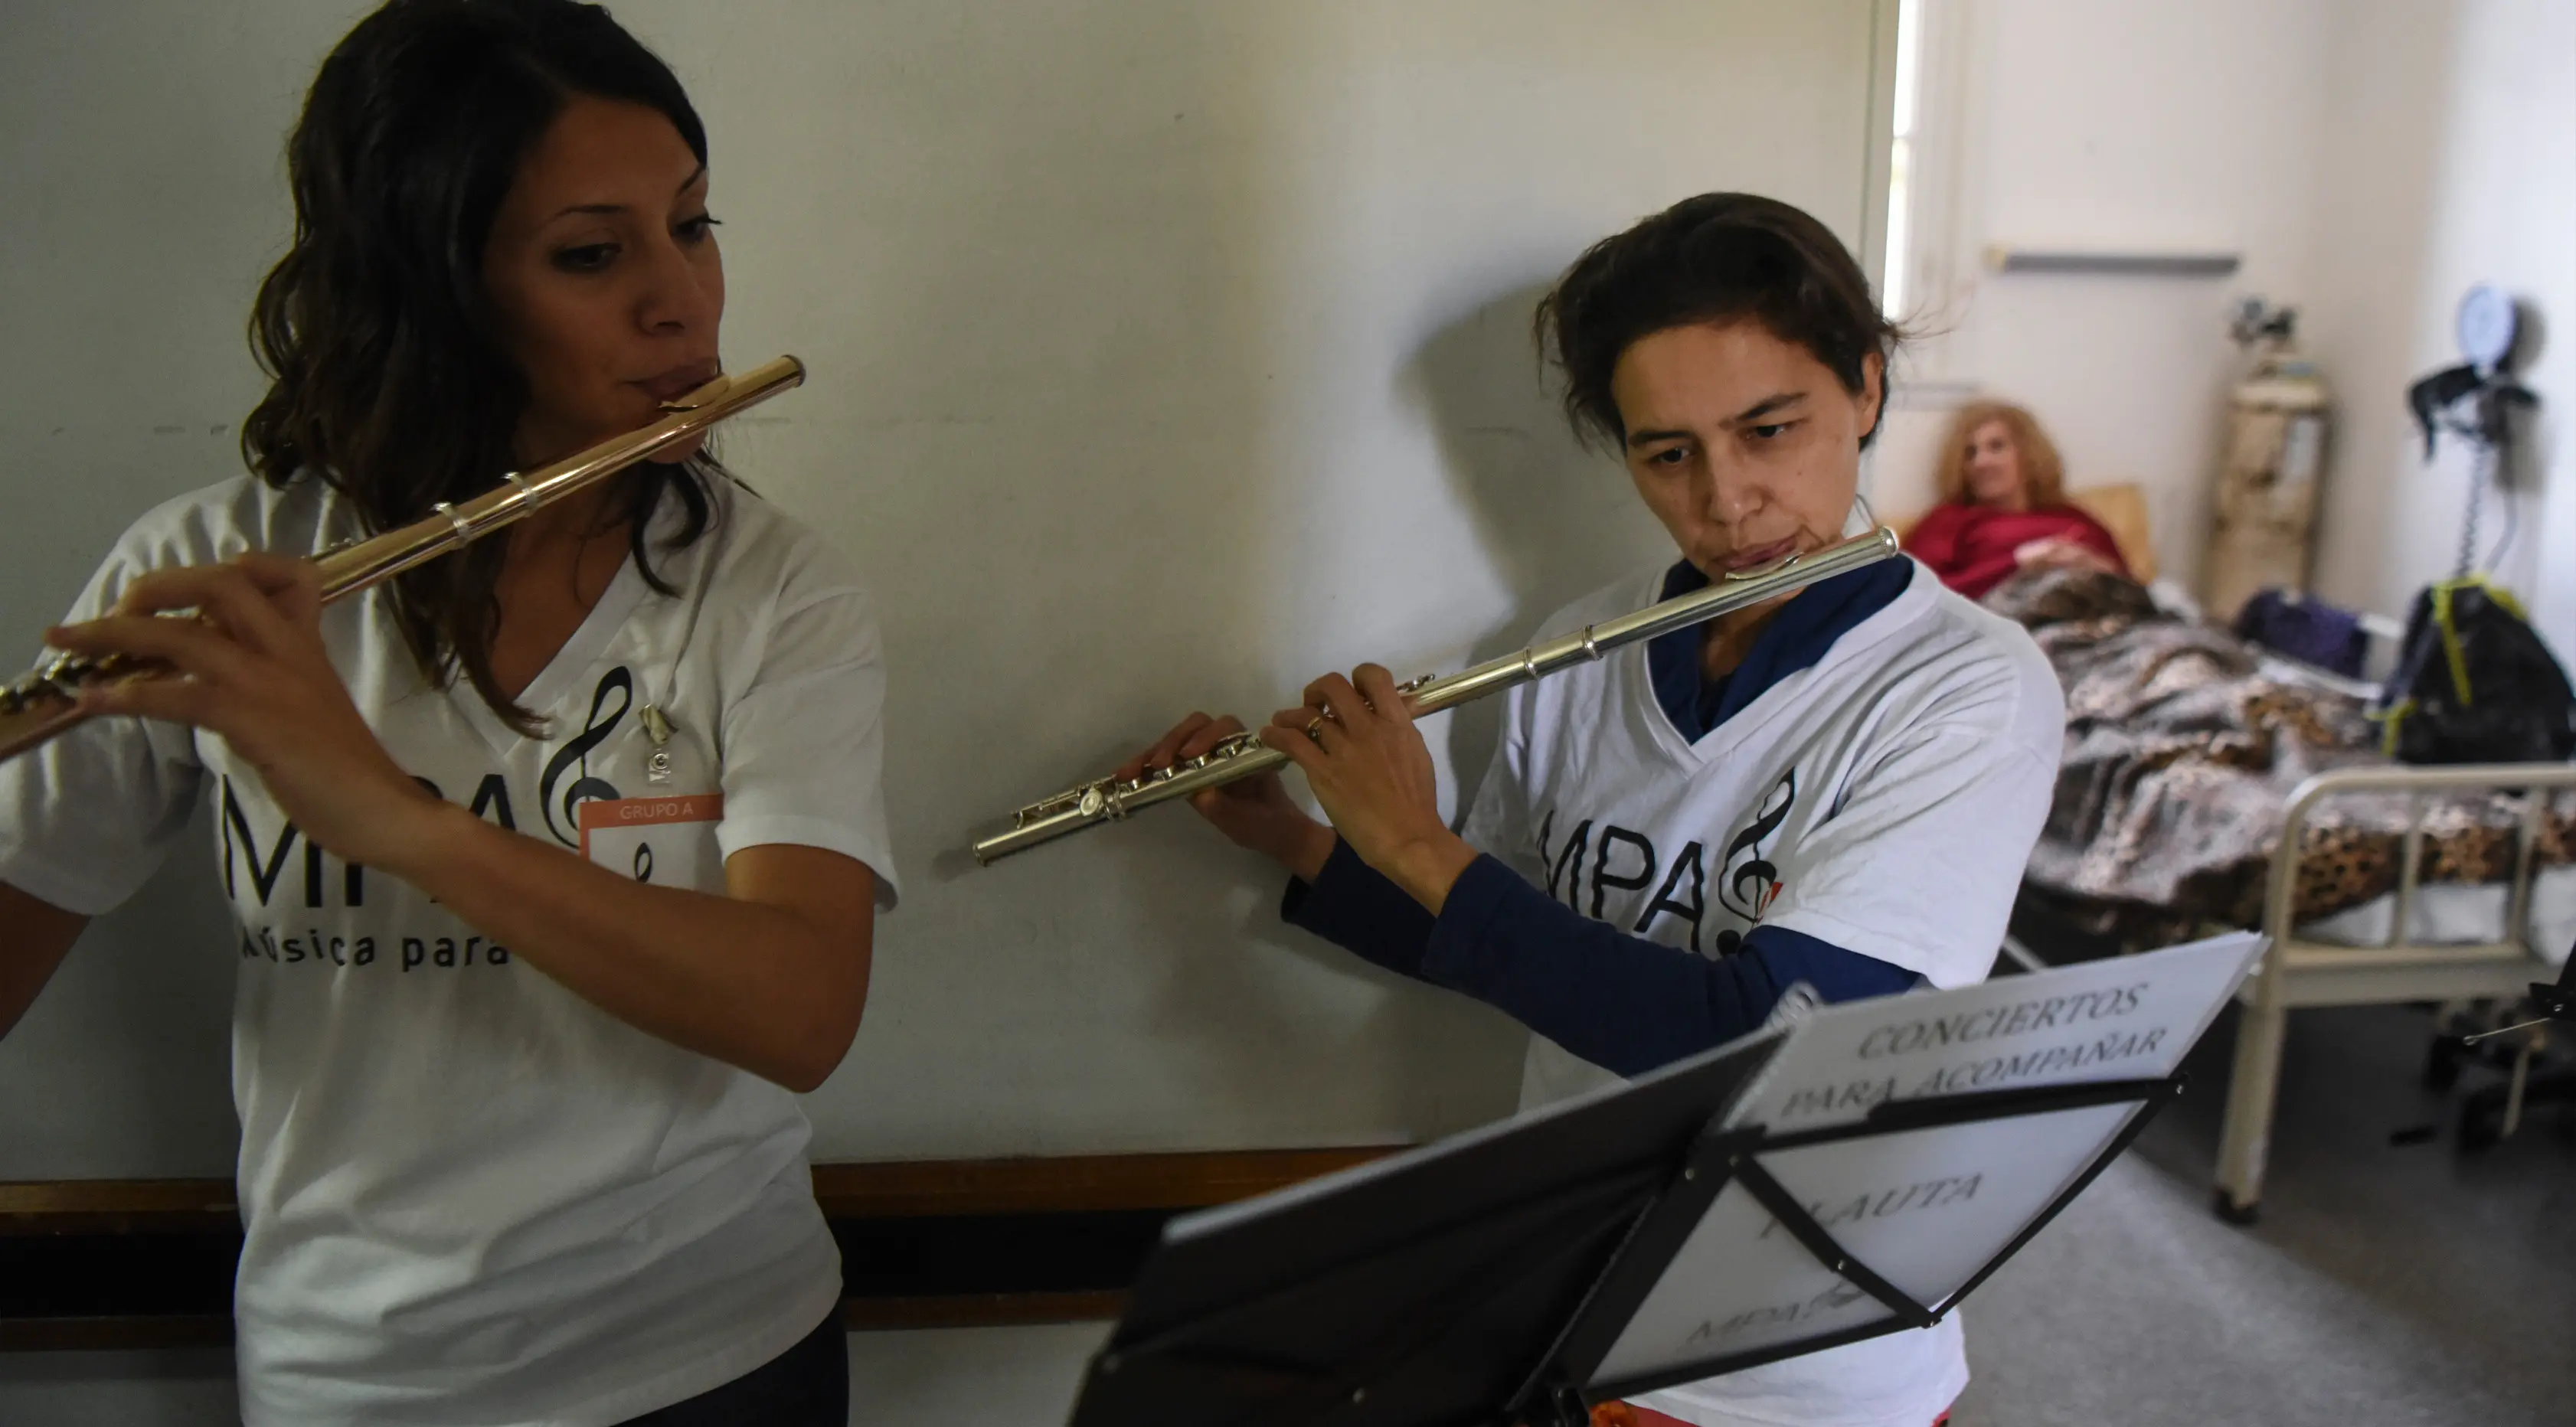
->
<box><xmin>1281</xmin><ymin>557</ymin><xmax>1922</xmax><ymax>1077</ymax></box>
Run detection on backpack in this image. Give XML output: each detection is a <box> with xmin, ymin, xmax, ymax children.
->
<box><xmin>2374</xmin><ymin>576</ymin><xmax>2576</xmax><ymax>764</ymax></box>
<box><xmin>2237</xmin><ymin>587</ymin><xmax>2368</xmax><ymax>678</ymax></box>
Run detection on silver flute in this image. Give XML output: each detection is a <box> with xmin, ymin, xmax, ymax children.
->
<box><xmin>972</xmin><ymin>524</ymin><xmax>1904</xmax><ymax>864</ymax></box>
<box><xmin>0</xmin><ymin>357</ymin><xmax>804</xmax><ymax>765</ymax></box>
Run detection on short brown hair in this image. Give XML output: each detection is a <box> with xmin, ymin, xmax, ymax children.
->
<box><xmin>1934</xmin><ymin>401</ymin><xmax>2067</xmax><ymax>507</ymax></box>
<box><xmin>1535</xmin><ymin>192</ymin><xmax>1901</xmax><ymax>449</ymax></box>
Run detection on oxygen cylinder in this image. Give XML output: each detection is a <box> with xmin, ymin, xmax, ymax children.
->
<box><xmin>2203</xmin><ymin>305</ymin><xmax>2332</xmax><ymax>622</ymax></box>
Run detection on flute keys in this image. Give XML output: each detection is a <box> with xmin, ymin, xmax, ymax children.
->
<box><xmin>0</xmin><ymin>653</ymin><xmax>105</xmax><ymax>714</ymax></box>
<box><xmin>1208</xmin><ymin>730</ymin><xmax>1261</xmax><ymax>759</ymax></box>
<box><xmin>1012</xmin><ymin>785</ymin><xmax>1092</xmax><ymax>827</ymax></box>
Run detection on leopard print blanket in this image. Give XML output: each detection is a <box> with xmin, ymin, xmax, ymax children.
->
<box><xmin>1985</xmin><ymin>569</ymin><xmax>2574</xmax><ymax>948</ymax></box>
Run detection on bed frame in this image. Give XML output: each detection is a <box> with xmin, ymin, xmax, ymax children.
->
<box><xmin>2213</xmin><ymin>761</ymin><xmax>2576</xmax><ymax>1222</ymax></box>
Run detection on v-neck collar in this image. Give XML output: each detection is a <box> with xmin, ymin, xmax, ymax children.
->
<box><xmin>452</xmin><ymin>556</ymin><xmax>652</xmax><ymax>759</ymax></box>
<box><xmin>1637</xmin><ymin>555</ymin><xmax>1924</xmax><ymax>759</ymax></box>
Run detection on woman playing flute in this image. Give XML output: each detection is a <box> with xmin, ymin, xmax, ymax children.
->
<box><xmin>1128</xmin><ymin>193</ymin><xmax>2062</xmax><ymax>1427</ymax></box>
<box><xmin>0</xmin><ymin>3</ymin><xmax>891</xmax><ymax>1422</ymax></box>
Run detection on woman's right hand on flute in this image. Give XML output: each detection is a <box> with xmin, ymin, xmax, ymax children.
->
<box><xmin>1120</xmin><ymin>714</ymin><xmax>1336</xmax><ymax>883</ymax></box>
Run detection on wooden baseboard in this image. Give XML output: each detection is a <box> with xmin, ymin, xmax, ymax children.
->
<box><xmin>0</xmin><ymin>1179</ymin><xmax>240</xmax><ymax>1237</ymax></box>
<box><xmin>0</xmin><ymin>1298</ymin><xmax>1128</xmax><ymax>1351</ymax></box>
<box><xmin>0</xmin><ymin>1146</ymin><xmax>1396</xmax><ymax>1350</ymax></box>
<box><xmin>809</xmin><ymin>1146</ymin><xmax>1389</xmax><ymax>1219</ymax></box>
<box><xmin>0</xmin><ymin>1147</ymin><xmax>1392</xmax><ymax>1237</ymax></box>
<box><xmin>0</xmin><ymin>1314</ymin><xmax>234</xmax><ymax>1352</ymax></box>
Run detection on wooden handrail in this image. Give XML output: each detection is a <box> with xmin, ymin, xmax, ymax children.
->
<box><xmin>0</xmin><ymin>1145</ymin><xmax>1398</xmax><ymax>1237</ymax></box>
<box><xmin>809</xmin><ymin>1146</ymin><xmax>1389</xmax><ymax>1219</ymax></box>
<box><xmin>0</xmin><ymin>1179</ymin><xmax>239</xmax><ymax>1236</ymax></box>
<box><xmin>1</xmin><ymin>1146</ymin><xmax>1404</xmax><ymax>1349</ymax></box>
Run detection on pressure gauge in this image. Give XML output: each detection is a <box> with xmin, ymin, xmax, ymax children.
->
<box><xmin>2458</xmin><ymin>284</ymin><xmax>2519</xmax><ymax>374</ymax></box>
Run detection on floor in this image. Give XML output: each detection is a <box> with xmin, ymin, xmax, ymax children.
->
<box><xmin>2</xmin><ymin>1004</ymin><xmax>2568</xmax><ymax>1425</ymax></box>
<box><xmin>1952</xmin><ymin>1001</ymin><xmax>2575</xmax><ymax>1427</ymax></box>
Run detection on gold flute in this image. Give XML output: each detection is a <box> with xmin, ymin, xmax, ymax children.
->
<box><xmin>0</xmin><ymin>355</ymin><xmax>806</xmax><ymax>765</ymax></box>
<box><xmin>972</xmin><ymin>524</ymin><xmax>1903</xmax><ymax>864</ymax></box>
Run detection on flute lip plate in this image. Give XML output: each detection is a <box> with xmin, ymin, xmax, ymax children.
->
<box><xmin>659</xmin><ymin>369</ymin><xmax>735</xmax><ymax>413</ymax></box>
<box><xmin>1720</xmin><ymin>550</ymin><xmax>1802</xmax><ymax>582</ymax></box>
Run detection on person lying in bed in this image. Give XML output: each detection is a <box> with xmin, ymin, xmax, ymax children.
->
<box><xmin>1904</xmin><ymin>401</ymin><xmax>2130</xmax><ymax>599</ymax></box>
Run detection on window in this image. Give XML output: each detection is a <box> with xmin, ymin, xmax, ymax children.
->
<box><xmin>1882</xmin><ymin>0</ymin><xmax>1926</xmax><ymax>321</ymax></box>
<box><xmin>1876</xmin><ymin>0</ymin><xmax>1974</xmax><ymax>390</ymax></box>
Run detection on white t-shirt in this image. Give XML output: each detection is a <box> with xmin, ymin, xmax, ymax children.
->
<box><xmin>1460</xmin><ymin>558</ymin><xmax>2061</xmax><ymax>1427</ymax></box>
<box><xmin>0</xmin><ymin>472</ymin><xmax>899</xmax><ymax>1427</ymax></box>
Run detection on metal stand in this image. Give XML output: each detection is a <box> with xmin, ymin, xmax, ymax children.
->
<box><xmin>1067</xmin><ymin>1056</ymin><xmax>2186</xmax><ymax>1427</ymax></box>
<box><xmin>1509</xmin><ymin>1076</ymin><xmax>2185</xmax><ymax>1419</ymax></box>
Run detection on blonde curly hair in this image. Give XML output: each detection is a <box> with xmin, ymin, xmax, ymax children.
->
<box><xmin>1934</xmin><ymin>401</ymin><xmax>2066</xmax><ymax>508</ymax></box>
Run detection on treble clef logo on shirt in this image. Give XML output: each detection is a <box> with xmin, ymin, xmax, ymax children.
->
<box><xmin>541</xmin><ymin>667</ymin><xmax>633</xmax><ymax>846</ymax></box>
<box><xmin>1718</xmin><ymin>768</ymin><xmax>1798</xmax><ymax>921</ymax></box>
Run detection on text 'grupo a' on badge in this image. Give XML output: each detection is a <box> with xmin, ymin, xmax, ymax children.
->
<box><xmin>578</xmin><ymin>793</ymin><xmax>724</xmax><ymax>893</ymax></box>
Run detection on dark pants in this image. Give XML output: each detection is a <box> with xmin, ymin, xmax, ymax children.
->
<box><xmin>617</xmin><ymin>1311</ymin><xmax>848</xmax><ymax>1427</ymax></box>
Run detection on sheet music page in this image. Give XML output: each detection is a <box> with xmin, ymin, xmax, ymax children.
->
<box><xmin>1725</xmin><ymin>932</ymin><xmax>2261</xmax><ymax>1135</ymax></box>
<box><xmin>1591</xmin><ymin>1181</ymin><xmax>1898</xmax><ymax>1383</ymax></box>
<box><xmin>1593</xmin><ymin>1101</ymin><xmax>2139</xmax><ymax>1383</ymax></box>
<box><xmin>1754</xmin><ymin>1103</ymin><xmax>2140</xmax><ymax>1305</ymax></box>
<box><xmin>1590</xmin><ymin>932</ymin><xmax>2261</xmax><ymax>1391</ymax></box>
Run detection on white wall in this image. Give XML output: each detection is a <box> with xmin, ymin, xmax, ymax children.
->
<box><xmin>0</xmin><ymin>3</ymin><xmax>353</xmax><ymax>1181</ymax></box>
<box><xmin>1873</xmin><ymin>0</ymin><xmax>2336</xmax><ymax>594</ymax></box>
<box><xmin>1881</xmin><ymin>0</ymin><xmax>2575</xmax><ymax>654</ymax></box>
<box><xmin>1</xmin><ymin>5</ymin><xmax>1891</xmax><ymax>1413</ymax></box>
<box><xmin>2303</xmin><ymin>0</ymin><xmax>2576</xmax><ymax>647</ymax></box>
<box><xmin>0</xmin><ymin>2</ymin><xmax>1891</xmax><ymax>1177</ymax></box>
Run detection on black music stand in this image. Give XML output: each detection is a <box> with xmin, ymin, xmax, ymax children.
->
<box><xmin>1064</xmin><ymin>1043</ymin><xmax>2184</xmax><ymax>1427</ymax></box>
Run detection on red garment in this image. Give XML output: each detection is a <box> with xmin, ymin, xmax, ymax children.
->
<box><xmin>1904</xmin><ymin>500</ymin><xmax>2129</xmax><ymax>599</ymax></box>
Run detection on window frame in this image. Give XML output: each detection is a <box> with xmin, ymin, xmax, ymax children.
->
<box><xmin>1878</xmin><ymin>0</ymin><xmax>1982</xmax><ymax>398</ymax></box>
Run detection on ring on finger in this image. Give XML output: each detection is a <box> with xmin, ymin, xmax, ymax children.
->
<box><xmin>1304</xmin><ymin>715</ymin><xmax>1328</xmax><ymax>743</ymax></box>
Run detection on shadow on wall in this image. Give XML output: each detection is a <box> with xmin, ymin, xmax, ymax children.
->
<box><xmin>744</xmin><ymin>0</ymin><xmax>1564</xmax><ymax>1154</ymax></box>
<box><xmin>1120</xmin><ymin>277</ymin><xmax>1675</xmax><ymax>1146</ymax></box>
<box><xmin>1401</xmin><ymin>281</ymin><xmax>1670</xmax><ymax>819</ymax></box>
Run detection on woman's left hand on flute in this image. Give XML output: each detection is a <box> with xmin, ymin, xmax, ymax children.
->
<box><xmin>1260</xmin><ymin>662</ymin><xmax>1479</xmax><ymax>914</ymax></box>
<box><xmin>52</xmin><ymin>553</ymin><xmax>440</xmax><ymax>865</ymax></box>
<box><xmin>46</xmin><ymin>553</ymin><xmax>872</xmax><ymax>1093</ymax></box>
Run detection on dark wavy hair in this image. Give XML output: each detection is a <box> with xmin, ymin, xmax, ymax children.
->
<box><xmin>1535</xmin><ymin>192</ymin><xmax>1902</xmax><ymax>450</ymax></box>
<box><xmin>242</xmin><ymin>0</ymin><xmax>718</xmax><ymax>731</ymax></box>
